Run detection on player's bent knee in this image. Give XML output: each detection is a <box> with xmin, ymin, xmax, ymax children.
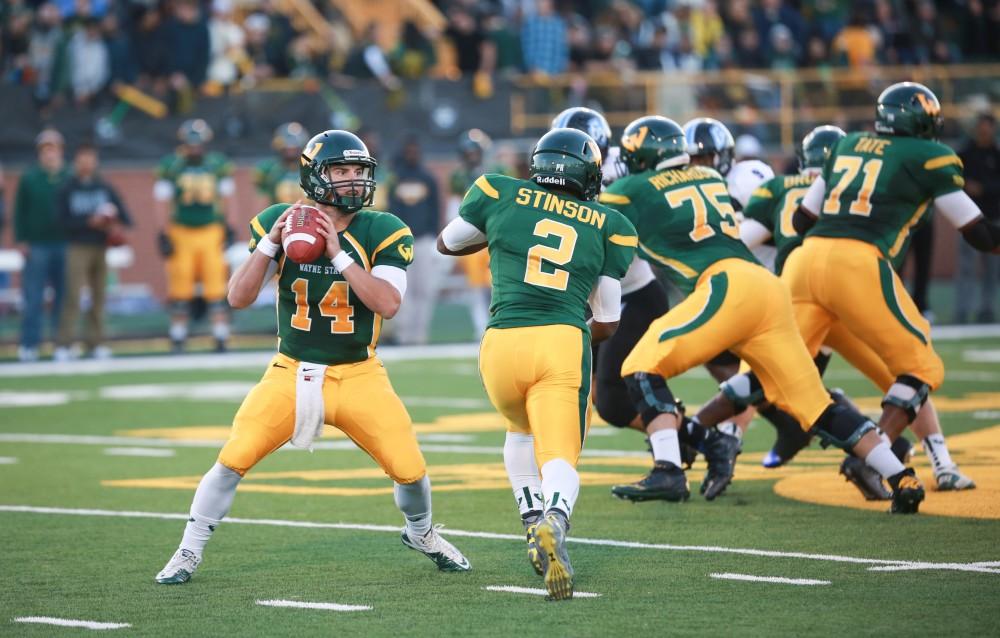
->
<box><xmin>810</xmin><ymin>403</ymin><xmax>876</xmax><ymax>451</ymax></box>
<box><xmin>216</xmin><ymin>453</ymin><xmax>252</xmax><ymax>477</ymax></box>
<box><xmin>595</xmin><ymin>383</ymin><xmax>637</xmax><ymax>428</ymax></box>
<box><xmin>391</xmin><ymin>469</ymin><xmax>427</xmax><ymax>485</ymax></box>
<box><xmin>881</xmin><ymin>375</ymin><xmax>931</xmax><ymax>423</ymax></box>
<box><xmin>623</xmin><ymin>372</ymin><xmax>679</xmax><ymax>427</ymax></box>
<box><xmin>719</xmin><ymin>372</ymin><xmax>765</xmax><ymax>412</ymax></box>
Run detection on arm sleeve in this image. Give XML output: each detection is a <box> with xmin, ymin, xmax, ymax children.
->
<box><xmin>372</xmin><ymin>264</ymin><xmax>408</xmax><ymax>300</ymax></box>
<box><xmin>935</xmin><ymin>190</ymin><xmax>984</xmax><ymax>229</ymax></box>
<box><xmin>739</xmin><ymin>218</ymin><xmax>773</xmax><ymax>249</ymax></box>
<box><xmin>440</xmin><ymin>217</ymin><xmax>487</xmax><ymax>251</ymax></box>
<box><xmin>800</xmin><ymin>176</ymin><xmax>825</xmax><ymax>216</ymax></box>
<box><xmin>588</xmin><ymin>275</ymin><xmax>622</xmax><ymax>322</ymax></box>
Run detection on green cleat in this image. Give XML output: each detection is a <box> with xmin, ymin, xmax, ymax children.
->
<box><xmin>534</xmin><ymin>513</ymin><xmax>574</xmax><ymax>601</ymax></box>
<box><xmin>401</xmin><ymin>527</ymin><xmax>471</xmax><ymax>572</ymax></box>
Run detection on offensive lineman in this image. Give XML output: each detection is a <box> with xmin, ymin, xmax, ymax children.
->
<box><xmin>254</xmin><ymin>122</ymin><xmax>310</xmax><ymax>206</ymax></box>
<box><xmin>155</xmin><ymin>130</ymin><xmax>470</xmax><ymax>584</ymax></box>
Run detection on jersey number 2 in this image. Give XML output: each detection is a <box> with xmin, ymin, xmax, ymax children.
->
<box><xmin>822</xmin><ymin>156</ymin><xmax>883</xmax><ymax>217</ymax></box>
<box><xmin>290</xmin><ymin>279</ymin><xmax>355</xmax><ymax>334</ymax></box>
<box><xmin>524</xmin><ymin>219</ymin><xmax>578</xmax><ymax>291</ymax></box>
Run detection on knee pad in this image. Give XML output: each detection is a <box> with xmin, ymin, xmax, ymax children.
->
<box><xmin>623</xmin><ymin>372</ymin><xmax>679</xmax><ymax>427</ymax></box>
<box><xmin>881</xmin><ymin>375</ymin><xmax>930</xmax><ymax>422</ymax></box>
<box><xmin>719</xmin><ymin>372</ymin><xmax>765</xmax><ymax>413</ymax></box>
<box><xmin>595</xmin><ymin>382</ymin><xmax>638</xmax><ymax>429</ymax></box>
<box><xmin>811</xmin><ymin>403</ymin><xmax>876</xmax><ymax>451</ymax></box>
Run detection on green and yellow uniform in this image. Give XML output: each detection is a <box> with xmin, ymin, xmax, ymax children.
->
<box><xmin>602</xmin><ymin>164</ymin><xmax>833</xmax><ymax>429</ymax></box>
<box><xmin>253</xmin><ymin>158</ymin><xmax>302</xmax><ymax>205</ymax></box>
<box><xmin>218</xmin><ymin>204</ymin><xmax>423</xmax><ymax>481</ymax></box>
<box><xmin>461</xmin><ymin>174</ymin><xmax>636</xmax><ymax>466</ymax></box>
<box><xmin>157</xmin><ymin>152</ymin><xmax>234</xmax><ymax>301</ymax></box>
<box><xmin>784</xmin><ymin>132</ymin><xmax>954</xmax><ymax>389</ymax></box>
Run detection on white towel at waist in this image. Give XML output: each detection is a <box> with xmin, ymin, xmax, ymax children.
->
<box><xmin>291</xmin><ymin>361</ymin><xmax>327</xmax><ymax>450</ymax></box>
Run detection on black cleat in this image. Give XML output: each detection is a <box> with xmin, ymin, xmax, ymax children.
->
<box><xmin>839</xmin><ymin>456</ymin><xmax>891</xmax><ymax>501</ymax></box>
<box><xmin>888</xmin><ymin>467</ymin><xmax>925</xmax><ymax>514</ymax></box>
<box><xmin>611</xmin><ymin>461</ymin><xmax>690</xmax><ymax>502</ymax></box>
<box><xmin>701</xmin><ymin>429</ymin><xmax>741</xmax><ymax>500</ymax></box>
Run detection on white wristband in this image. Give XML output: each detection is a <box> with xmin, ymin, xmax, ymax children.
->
<box><xmin>332</xmin><ymin>250</ymin><xmax>356</xmax><ymax>273</ymax></box>
<box><xmin>256</xmin><ymin>235</ymin><xmax>280</xmax><ymax>259</ymax></box>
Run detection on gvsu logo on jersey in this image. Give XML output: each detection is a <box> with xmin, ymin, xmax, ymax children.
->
<box><xmin>535</xmin><ymin>175</ymin><xmax>567</xmax><ymax>186</ymax></box>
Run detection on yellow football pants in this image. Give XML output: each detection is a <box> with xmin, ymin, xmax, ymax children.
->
<box><xmin>783</xmin><ymin>237</ymin><xmax>944</xmax><ymax>390</ymax></box>
<box><xmin>621</xmin><ymin>258</ymin><xmax>832</xmax><ymax>428</ymax></box>
<box><xmin>479</xmin><ymin>324</ymin><xmax>591</xmax><ymax>468</ymax></box>
<box><xmin>166</xmin><ymin>223</ymin><xmax>228</xmax><ymax>302</ymax></box>
<box><xmin>218</xmin><ymin>353</ymin><xmax>426</xmax><ymax>483</ymax></box>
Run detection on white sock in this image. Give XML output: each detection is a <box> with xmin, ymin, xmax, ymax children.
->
<box><xmin>169</xmin><ymin>322</ymin><xmax>188</xmax><ymax>342</ymax></box>
<box><xmin>864</xmin><ymin>443</ymin><xmax>906</xmax><ymax>479</ymax></box>
<box><xmin>922</xmin><ymin>434</ymin><xmax>955</xmax><ymax>473</ymax></box>
<box><xmin>180</xmin><ymin>463</ymin><xmax>242</xmax><ymax>557</ymax></box>
<box><xmin>212</xmin><ymin>321</ymin><xmax>230</xmax><ymax>342</ymax></box>
<box><xmin>649</xmin><ymin>428</ymin><xmax>682</xmax><ymax>467</ymax></box>
<box><xmin>718</xmin><ymin>422</ymin><xmax>743</xmax><ymax>439</ymax></box>
<box><xmin>540</xmin><ymin>458</ymin><xmax>579</xmax><ymax>518</ymax></box>
<box><xmin>503</xmin><ymin>432</ymin><xmax>543</xmax><ymax>519</ymax></box>
<box><xmin>394</xmin><ymin>475</ymin><xmax>432</xmax><ymax>538</ymax></box>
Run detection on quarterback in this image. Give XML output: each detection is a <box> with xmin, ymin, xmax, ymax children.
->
<box><xmin>155</xmin><ymin>130</ymin><xmax>470</xmax><ymax>584</ymax></box>
<box><xmin>438</xmin><ymin>127</ymin><xmax>637</xmax><ymax>600</ymax></box>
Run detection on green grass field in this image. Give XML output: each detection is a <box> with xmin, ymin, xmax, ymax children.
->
<box><xmin>1</xmin><ymin>339</ymin><xmax>999</xmax><ymax>636</ymax></box>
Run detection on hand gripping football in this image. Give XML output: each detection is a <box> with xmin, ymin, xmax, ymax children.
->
<box><xmin>282</xmin><ymin>205</ymin><xmax>326</xmax><ymax>264</ymax></box>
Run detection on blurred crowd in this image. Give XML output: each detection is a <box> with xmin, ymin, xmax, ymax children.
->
<box><xmin>2</xmin><ymin>0</ymin><xmax>998</xmax><ymax>115</ymax></box>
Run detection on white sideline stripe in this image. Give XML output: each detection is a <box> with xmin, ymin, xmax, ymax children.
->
<box><xmin>0</xmin><ymin>457</ymin><xmax>17</xmax><ymax>464</ymax></box>
<box><xmin>0</xmin><ymin>344</ymin><xmax>481</xmax><ymax>378</ymax></box>
<box><xmin>255</xmin><ymin>599</ymin><xmax>371</xmax><ymax>612</ymax></box>
<box><xmin>2</xmin><ymin>505</ymin><xmax>998</xmax><ymax>574</ymax></box>
<box><xmin>0</xmin><ymin>433</ymin><xmax>649</xmax><ymax>458</ymax></box>
<box><xmin>710</xmin><ymin>573</ymin><xmax>830</xmax><ymax>586</ymax></box>
<box><xmin>934</xmin><ymin>324</ymin><xmax>1000</xmax><ymax>340</ymax></box>
<box><xmin>103</xmin><ymin>447</ymin><xmax>176</xmax><ymax>458</ymax></box>
<box><xmin>868</xmin><ymin>563</ymin><xmax>1000</xmax><ymax>574</ymax></box>
<box><xmin>13</xmin><ymin>616</ymin><xmax>131</xmax><ymax>630</ymax></box>
<box><xmin>484</xmin><ymin>585</ymin><xmax>601</xmax><ymax>598</ymax></box>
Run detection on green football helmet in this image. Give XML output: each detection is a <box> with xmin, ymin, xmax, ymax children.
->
<box><xmin>797</xmin><ymin>125</ymin><xmax>846</xmax><ymax>171</ymax></box>
<box><xmin>178</xmin><ymin>119</ymin><xmax>213</xmax><ymax>146</ymax></box>
<box><xmin>530</xmin><ymin>127</ymin><xmax>603</xmax><ymax>201</ymax></box>
<box><xmin>299</xmin><ymin>130</ymin><xmax>377</xmax><ymax>212</ymax></box>
<box><xmin>272</xmin><ymin>122</ymin><xmax>310</xmax><ymax>153</ymax></box>
<box><xmin>619</xmin><ymin>116</ymin><xmax>687</xmax><ymax>174</ymax></box>
<box><xmin>875</xmin><ymin>82</ymin><xmax>943</xmax><ymax>139</ymax></box>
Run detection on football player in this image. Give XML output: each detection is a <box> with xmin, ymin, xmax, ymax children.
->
<box><xmin>155</xmin><ymin>130</ymin><xmax>470</xmax><ymax>585</ymax></box>
<box><xmin>600</xmin><ymin>116</ymin><xmax>925</xmax><ymax>514</ymax></box>
<box><xmin>437</xmin><ymin>127</ymin><xmax>637</xmax><ymax>600</ymax></box>
<box><xmin>254</xmin><ymin>122</ymin><xmax>310</xmax><ymax>205</ymax></box>
<box><xmin>153</xmin><ymin>119</ymin><xmax>235</xmax><ymax>353</ymax></box>
<box><xmin>782</xmin><ymin>83</ymin><xmax>1000</xmax><ymax>483</ymax></box>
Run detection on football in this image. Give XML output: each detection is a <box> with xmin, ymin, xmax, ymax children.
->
<box><xmin>281</xmin><ymin>205</ymin><xmax>326</xmax><ymax>264</ymax></box>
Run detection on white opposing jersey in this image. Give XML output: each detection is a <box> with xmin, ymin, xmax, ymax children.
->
<box><xmin>726</xmin><ymin>159</ymin><xmax>774</xmax><ymax>210</ymax></box>
<box><xmin>602</xmin><ymin>146</ymin><xmax>628</xmax><ymax>186</ymax></box>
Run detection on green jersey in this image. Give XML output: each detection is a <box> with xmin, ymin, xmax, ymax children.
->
<box><xmin>157</xmin><ymin>152</ymin><xmax>234</xmax><ymax>227</ymax></box>
<box><xmin>254</xmin><ymin>158</ymin><xmax>302</xmax><ymax>205</ymax></box>
<box><xmin>248</xmin><ymin>205</ymin><xmax>414</xmax><ymax>365</ymax></box>
<box><xmin>810</xmin><ymin>132</ymin><xmax>964</xmax><ymax>263</ymax></box>
<box><xmin>599</xmin><ymin>165</ymin><xmax>757</xmax><ymax>295</ymax></box>
<box><xmin>458</xmin><ymin>174</ymin><xmax>636</xmax><ymax>332</ymax></box>
<box><xmin>743</xmin><ymin>173</ymin><xmax>815</xmax><ymax>274</ymax></box>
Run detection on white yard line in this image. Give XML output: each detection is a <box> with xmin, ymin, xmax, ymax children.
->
<box><xmin>0</xmin><ymin>457</ymin><xmax>17</xmax><ymax>464</ymax></box>
<box><xmin>868</xmin><ymin>563</ymin><xmax>1000</xmax><ymax>574</ymax></box>
<box><xmin>963</xmin><ymin>349</ymin><xmax>1000</xmax><ymax>363</ymax></box>
<box><xmin>1</xmin><ymin>504</ymin><xmax>997</xmax><ymax>574</ymax></box>
<box><xmin>12</xmin><ymin>616</ymin><xmax>130</xmax><ymax>630</ymax></box>
<box><xmin>103</xmin><ymin>447</ymin><xmax>176</xmax><ymax>458</ymax></box>
<box><xmin>710</xmin><ymin>573</ymin><xmax>830</xmax><ymax>586</ymax></box>
<box><xmin>483</xmin><ymin>585</ymin><xmax>601</xmax><ymax>598</ymax></box>
<box><xmin>255</xmin><ymin>599</ymin><xmax>371</xmax><ymax>612</ymax></box>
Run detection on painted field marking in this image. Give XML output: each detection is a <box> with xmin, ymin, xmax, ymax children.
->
<box><xmin>973</xmin><ymin>411</ymin><xmax>1000</xmax><ymax>420</ymax></box>
<box><xmin>255</xmin><ymin>599</ymin><xmax>371</xmax><ymax>612</ymax></box>
<box><xmin>963</xmin><ymin>349</ymin><xmax>1000</xmax><ymax>363</ymax></box>
<box><xmin>12</xmin><ymin>616</ymin><xmax>131</xmax><ymax>630</ymax></box>
<box><xmin>0</xmin><ymin>457</ymin><xmax>17</xmax><ymax>464</ymax></box>
<box><xmin>1</xmin><ymin>505</ymin><xmax>997</xmax><ymax>575</ymax></box>
<box><xmin>104</xmin><ymin>447</ymin><xmax>176</xmax><ymax>458</ymax></box>
<box><xmin>710</xmin><ymin>573</ymin><xmax>830</xmax><ymax>586</ymax></box>
<box><xmin>484</xmin><ymin>585</ymin><xmax>601</xmax><ymax>598</ymax></box>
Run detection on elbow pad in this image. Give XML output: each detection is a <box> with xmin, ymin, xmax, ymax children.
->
<box><xmin>791</xmin><ymin>206</ymin><xmax>816</xmax><ymax>235</ymax></box>
<box><xmin>961</xmin><ymin>217</ymin><xmax>1000</xmax><ymax>252</ymax></box>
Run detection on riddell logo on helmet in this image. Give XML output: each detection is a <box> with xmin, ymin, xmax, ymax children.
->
<box><xmin>536</xmin><ymin>176</ymin><xmax>566</xmax><ymax>185</ymax></box>
<box><xmin>343</xmin><ymin>149</ymin><xmax>368</xmax><ymax>159</ymax></box>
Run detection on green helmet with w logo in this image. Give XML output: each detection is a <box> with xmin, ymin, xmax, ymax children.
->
<box><xmin>875</xmin><ymin>82</ymin><xmax>943</xmax><ymax>140</ymax></box>
<box><xmin>299</xmin><ymin>130</ymin><xmax>377</xmax><ymax>212</ymax></box>
<box><xmin>619</xmin><ymin>116</ymin><xmax>687</xmax><ymax>174</ymax></box>
<box><xmin>530</xmin><ymin>128</ymin><xmax>603</xmax><ymax>201</ymax></box>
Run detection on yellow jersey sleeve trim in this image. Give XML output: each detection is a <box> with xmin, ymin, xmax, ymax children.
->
<box><xmin>888</xmin><ymin>199</ymin><xmax>931</xmax><ymax>259</ymax></box>
<box><xmin>638</xmin><ymin>241</ymin><xmax>698</xmax><ymax>278</ymax></box>
<box><xmin>250</xmin><ymin>216</ymin><xmax>267</xmax><ymax>238</ymax></box>
<box><xmin>342</xmin><ymin>232</ymin><xmax>371</xmax><ymax>271</ymax></box>
<box><xmin>751</xmin><ymin>187</ymin><xmax>773</xmax><ymax>199</ymax></box>
<box><xmin>609</xmin><ymin>234</ymin><xmax>638</xmax><ymax>247</ymax></box>
<box><xmin>474</xmin><ymin>175</ymin><xmax>500</xmax><ymax>199</ymax></box>
<box><xmin>371</xmin><ymin>227</ymin><xmax>413</xmax><ymax>261</ymax></box>
<box><xmin>598</xmin><ymin>192</ymin><xmax>631</xmax><ymax>205</ymax></box>
<box><xmin>923</xmin><ymin>155</ymin><xmax>963</xmax><ymax>171</ymax></box>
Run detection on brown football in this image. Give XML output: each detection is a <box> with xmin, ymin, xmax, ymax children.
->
<box><xmin>281</xmin><ymin>205</ymin><xmax>326</xmax><ymax>264</ymax></box>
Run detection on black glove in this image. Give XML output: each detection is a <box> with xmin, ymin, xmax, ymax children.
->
<box><xmin>158</xmin><ymin>230</ymin><xmax>174</xmax><ymax>257</ymax></box>
<box><xmin>224</xmin><ymin>223</ymin><xmax>236</xmax><ymax>247</ymax></box>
